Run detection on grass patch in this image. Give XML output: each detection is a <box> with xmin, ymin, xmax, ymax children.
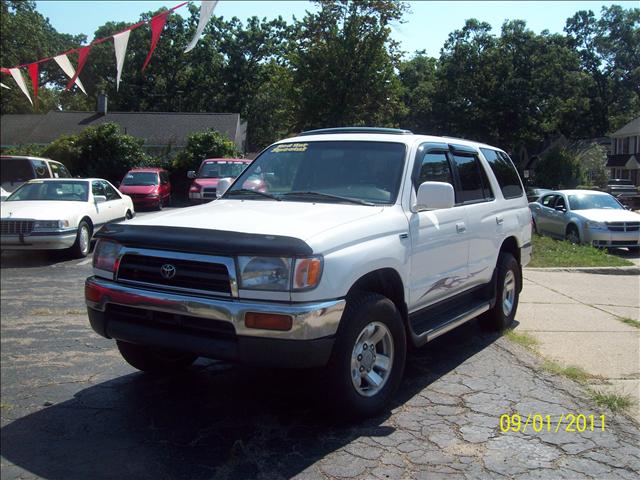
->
<box><xmin>504</xmin><ymin>329</ymin><xmax>539</xmax><ymax>350</ymax></box>
<box><xmin>527</xmin><ymin>234</ymin><xmax>633</xmax><ymax>268</ymax></box>
<box><xmin>541</xmin><ymin>360</ymin><xmax>592</xmax><ymax>384</ymax></box>
<box><xmin>590</xmin><ymin>390</ymin><xmax>634</xmax><ymax>412</ymax></box>
<box><xmin>617</xmin><ymin>317</ymin><xmax>640</xmax><ymax>329</ymax></box>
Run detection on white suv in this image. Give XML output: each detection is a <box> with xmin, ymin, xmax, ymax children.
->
<box><xmin>86</xmin><ymin>127</ymin><xmax>531</xmax><ymax>416</ymax></box>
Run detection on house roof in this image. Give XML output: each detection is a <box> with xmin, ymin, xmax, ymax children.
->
<box><xmin>0</xmin><ymin>111</ymin><xmax>246</xmax><ymax>149</ymax></box>
<box><xmin>606</xmin><ymin>154</ymin><xmax>639</xmax><ymax>168</ymax></box>
<box><xmin>610</xmin><ymin>117</ymin><xmax>640</xmax><ymax>138</ymax></box>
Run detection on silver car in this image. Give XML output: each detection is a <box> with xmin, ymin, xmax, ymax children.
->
<box><xmin>529</xmin><ymin>189</ymin><xmax>640</xmax><ymax>250</ymax></box>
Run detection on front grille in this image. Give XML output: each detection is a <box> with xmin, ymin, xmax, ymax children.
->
<box><xmin>1</xmin><ymin>219</ymin><xmax>34</xmax><ymax>235</ymax></box>
<box><xmin>117</xmin><ymin>254</ymin><xmax>231</xmax><ymax>295</ymax></box>
<box><xmin>107</xmin><ymin>304</ymin><xmax>237</xmax><ymax>339</ymax></box>
<box><xmin>606</xmin><ymin>222</ymin><xmax>640</xmax><ymax>232</ymax></box>
<box><xmin>202</xmin><ymin>187</ymin><xmax>217</xmax><ymax>199</ymax></box>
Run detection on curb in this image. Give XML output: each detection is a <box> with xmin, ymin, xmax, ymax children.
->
<box><xmin>525</xmin><ymin>266</ymin><xmax>640</xmax><ymax>275</ymax></box>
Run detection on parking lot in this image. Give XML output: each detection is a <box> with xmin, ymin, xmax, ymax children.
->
<box><xmin>1</xmin><ymin>210</ymin><xmax>639</xmax><ymax>479</ymax></box>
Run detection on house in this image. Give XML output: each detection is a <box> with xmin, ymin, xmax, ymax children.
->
<box><xmin>0</xmin><ymin>94</ymin><xmax>247</xmax><ymax>156</ymax></box>
<box><xmin>606</xmin><ymin>117</ymin><xmax>640</xmax><ymax>186</ymax></box>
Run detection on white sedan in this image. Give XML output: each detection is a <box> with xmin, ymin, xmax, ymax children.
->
<box><xmin>1</xmin><ymin>178</ymin><xmax>135</xmax><ymax>257</ymax></box>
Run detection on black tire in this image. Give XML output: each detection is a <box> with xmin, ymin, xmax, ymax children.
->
<box><xmin>480</xmin><ymin>252</ymin><xmax>520</xmax><ymax>331</ymax></box>
<box><xmin>116</xmin><ymin>340</ymin><xmax>197</xmax><ymax>373</ymax></box>
<box><xmin>70</xmin><ymin>220</ymin><xmax>91</xmax><ymax>258</ymax></box>
<box><xmin>326</xmin><ymin>292</ymin><xmax>406</xmax><ymax>418</ymax></box>
<box><xmin>125</xmin><ymin>210</ymin><xmax>133</xmax><ymax>220</ymax></box>
<box><xmin>167</xmin><ymin>195</ymin><xmax>172</xmax><ymax>207</ymax></box>
<box><xmin>156</xmin><ymin>198</ymin><xmax>163</xmax><ymax>211</ymax></box>
<box><xmin>565</xmin><ymin>225</ymin><xmax>580</xmax><ymax>244</ymax></box>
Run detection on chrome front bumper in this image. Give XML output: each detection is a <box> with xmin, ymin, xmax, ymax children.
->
<box><xmin>1</xmin><ymin>231</ymin><xmax>77</xmax><ymax>250</ymax></box>
<box><xmin>85</xmin><ymin>276</ymin><xmax>346</xmax><ymax>341</ymax></box>
<box><xmin>583</xmin><ymin>229</ymin><xmax>640</xmax><ymax>248</ymax></box>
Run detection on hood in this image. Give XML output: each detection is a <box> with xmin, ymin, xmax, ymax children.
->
<box><xmin>119</xmin><ymin>185</ymin><xmax>158</xmax><ymax>195</ymax></box>
<box><xmin>127</xmin><ymin>200</ymin><xmax>394</xmax><ymax>251</ymax></box>
<box><xmin>573</xmin><ymin>209</ymin><xmax>640</xmax><ymax>222</ymax></box>
<box><xmin>193</xmin><ymin>178</ymin><xmax>220</xmax><ymax>188</ymax></box>
<box><xmin>1</xmin><ymin>200</ymin><xmax>88</xmax><ymax>220</ymax></box>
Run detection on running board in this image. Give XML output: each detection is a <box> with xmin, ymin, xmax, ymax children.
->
<box><xmin>411</xmin><ymin>301</ymin><xmax>491</xmax><ymax>347</ymax></box>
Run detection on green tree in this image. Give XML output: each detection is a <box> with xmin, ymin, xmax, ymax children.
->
<box><xmin>534</xmin><ymin>145</ymin><xmax>582</xmax><ymax>189</ymax></box>
<box><xmin>398</xmin><ymin>52</ymin><xmax>437</xmax><ymax>134</ymax></box>
<box><xmin>172</xmin><ymin>129</ymin><xmax>240</xmax><ymax>173</ymax></box>
<box><xmin>40</xmin><ymin>134</ymin><xmax>81</xmax><ymax>173</ymax></box>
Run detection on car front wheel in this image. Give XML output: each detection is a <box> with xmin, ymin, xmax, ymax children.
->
<box><xmin>71</xmin><ymin>220</ymin><xmax>91</xmax><ymax>258</ymax></box>
<box><xmin>326</xmin><ymin>293</ymin><xmax>406</xmax><ymax>418</ymax></box>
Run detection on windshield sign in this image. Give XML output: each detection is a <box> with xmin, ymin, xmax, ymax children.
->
<box><xmin>226</xmin><ymin>141</ymin><xmax>406</xmax><ymax>205</ymax></box>
<box><xmin>568</xmin><ymin>194</ymin><xmax>623</xmax><ymax>210</ymax></box>
<box><xmin>6</xmin><ymin>181</ymin><xmax>89</xmax><ymax>202</ymax></box>
<box><xmin>122</xmin><ymin>172</ymin><xmax>159</xmax><ymax>186</ymax></box>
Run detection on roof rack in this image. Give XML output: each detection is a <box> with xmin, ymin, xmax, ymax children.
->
<box><xmin>298</xmin><ymin>127</ymin><xmax>414</xmax><ymax>136</ymax></box>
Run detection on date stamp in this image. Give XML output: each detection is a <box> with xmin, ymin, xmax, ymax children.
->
<box><xmin>499</xmin><ymin>413</ymin><xmax>606</xmax><ymax>433</ymax></box>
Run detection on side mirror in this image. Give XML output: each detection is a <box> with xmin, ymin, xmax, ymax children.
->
<box><xmin>94</xmin><ymin>195</ymin><xmax>107</xmax><ymax>204</ymax></box>
<box><xmin>216</xmin><ymin>178</ymin><xmax>233</xmax><ymax>198</ymax></box>
<box><xmin>187</xmin><ymin>170</ymin><xmax>197</xmax><ymax>179</ymax></box>
<box><xmin>414</xmin><ymin>181</ymin><xmax>455</xmax><ymax>212</ymax></box>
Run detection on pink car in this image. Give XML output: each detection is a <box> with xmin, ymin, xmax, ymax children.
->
<box><xmin>188</xmin><ymin>158</ymin><xmax>259</xmax><ymax>203</ymax></box>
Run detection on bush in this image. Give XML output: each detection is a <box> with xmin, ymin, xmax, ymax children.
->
<box><xmin>534</xmin><ymin>146</ymin><xmax>582</xmax><ymax>189</ymax></box>
<box><xmin>172</xmin><ymin>130</ymin><xmax>240</xmax><ymax>173</ymax></box>
<box><xmin>1</xmin><ymin>144</ymin><xmax>44</xmax><ymax>156</ymax></box>
<box><xmin>40</xmin><ymin>134</ymin><xmax>80</xmax><ymax>173</ymax></box>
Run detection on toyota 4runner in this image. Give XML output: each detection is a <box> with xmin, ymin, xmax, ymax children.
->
<box><xmin>86</xmin><ymin>127</ymin><xmax>532</xmax><ymax>416</ymax></box>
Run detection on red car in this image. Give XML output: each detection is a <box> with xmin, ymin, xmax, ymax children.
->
<box><xmin>188</xmin><ymin>158</ymin><xmax>254</xmax><ymax>203</ymax></box>
<box><xmin>118</xmin><ymin>168</ymin><xmax>171</xmax><ymax>210</ymax></box>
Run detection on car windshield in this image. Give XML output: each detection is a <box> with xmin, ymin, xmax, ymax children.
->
<box><xmin>568</xmin><ymin>194</ymin><xmax>623</xmax><ymax>210</ymax></box>
<box><xmin>6</xmin><ymin>180</ymin><xmax>89</xmax><ymax>202</ymax></box>
<box><xmin>199</xmin><ymin>161</ymin><xmax>247</xmax><ymax>178</ymax></box>
<box><xmin>226</xmin><ymin>141</ymin><xmax>406</xmax><ymax>205</ymax></box>
<box><xmin>121</xmin><ymin>172</ymin><xmax>158</xmax><ymax>186</ymax></box>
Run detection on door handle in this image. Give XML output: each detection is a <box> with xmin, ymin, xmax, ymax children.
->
<box><xmin>456</xmin><ymin>222</ymin><xmax>466</xmax><ymax>233</ymax></box>
<box><xmin>496</xmin><ymin>216</ymin><xmax>504</xmax><ymax>225</ymax></box>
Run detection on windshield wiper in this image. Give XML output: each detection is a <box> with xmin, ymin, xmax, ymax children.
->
<box><xmin>225</xmin><ymin>189</ymin><xmax>281</xmax><ymax>201</ymax></box>
<box><xmin>283</xmin><ymin>191</ymin><xmax>375</xmax><ymax>206</ymax></box>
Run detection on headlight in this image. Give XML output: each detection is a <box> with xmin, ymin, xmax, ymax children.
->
<box><xmin>585</xmin><ymin>221</ymin><xmax>607</xmax><ymax>230</ymax></box>
<box><xmin>238</xmin><ymin>256</ymin><xmax>292</xmax><ymax>291</ymax></box>
<box><xmin>237</xmin><ymin>255</ymin><xmax>323</xmax><ymax>291</ymax></box>
<box><xmin>146</xmin><ymin>193</ymin><xmax>159</xmax><ymax>198</ymax></box>
<box><xmin>189</xmin><ymin>186</ymin><xmax>201</xmax><ymax>193</ymax></box>
<box><xmin>33</xmin><ymin>220</ymin><xmax>70</xmax><ymax>230</ymax></box>
<box><xmin>93</xmin><ymin>239</ymin><xmax>123</xmax><ymax>275</ymax></box>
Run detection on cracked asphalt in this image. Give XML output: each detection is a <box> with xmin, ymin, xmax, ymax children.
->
<box><xmin>1</xmin><ymin>248</ymin><xmax>639</xmax><ymax>479</ymax></box>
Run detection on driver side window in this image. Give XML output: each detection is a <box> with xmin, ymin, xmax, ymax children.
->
<box><xmin>416</xmin><ymin>152</ymin><xmax>453</xmax><ymax>190</ymax></box>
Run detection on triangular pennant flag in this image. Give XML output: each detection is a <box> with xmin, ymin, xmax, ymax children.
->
<box><xmin>0</xmin><ymin>82</ymin><xmax>10</xmax><ymax>89</ymax></box>
<box><xmin>184</xmin><ymin>1</ymin><xmax>218</xmax><ymax>53</ymax></box>
<box><xmin>28</xmin><ymin>63</ymin><xmax>39</xmax><ymax>109</ymax></box>
<box><xmin>8</xmin><ymin>68</ymin><xmax>32</xmax><ymax>105</ymax></box>
<box><xmin>142</xmin><ymin>12</ymin><xmax>169</xmax><ymax>71</ymax></box>
<box><xmin>66</xmin><ymin>46</ymin><xmax>91</xmax><ymax>91</ymax></box>
<box><xmin>53</xmin><ymin>54</ymin><xmax>87</xmax><ymax>95</ymax></box>
<box><xmin>1</xmin><ymin>67</ymin><xmax>10</xmax><ymax>74</ymax></box>
<box><xmin>113</xmin><ymin>30</ymin><xmax>131</xmax><ymax>91</ymax></box>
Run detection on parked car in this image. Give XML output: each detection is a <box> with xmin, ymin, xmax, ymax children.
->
<box><xmin>529</xmin><ymin>189</ymin><xmax>640</xmax><ymax>250</ymax></box>
<box><xmin>85</xmin><ymin>127</ymin><xmax>531</xmax><ymax>417</ymax></box>
<box><xmin>118</xmin><ymin>168</ymin><xmax>171</xmax><ymax>211</ymax></box>
<box><xmin>1</xmin><ymin>155</ymin><xmax>72</xmax><ymax>201</ymax></box>
<box><xmin>187</xmin><ymin>158</ymin><xmax>253</xmax><ymax>203</ymax></box>
<box><xmin>606</xmin><ymin>178</ymin><xmax>640</xmax><ymax>209</ymax></box>
<box><xmin>526</xmin><ymin>186</ymin><xmax>552</xmax><ymax>203</ymax></box>
<box><xmin>1</xmin><ymin>178</ymin><xmax>134</xmax><ymax>257</ymax></box>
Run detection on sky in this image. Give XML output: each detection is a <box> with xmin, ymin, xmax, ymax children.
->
<box><xmin>35</xmin><ymin>0</ymin><xmax>637</xmax><ymax>59</ymax></box>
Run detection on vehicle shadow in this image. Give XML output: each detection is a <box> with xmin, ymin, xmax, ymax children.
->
<box><xmin>0</xmin><ymin>321</ymin><xmax>502</xmax><ymax>480</ymax></box>
<box><xmin>0</xmin><ymin>249</ymin><xmax>83</xmax><ymax>269</ymax></box>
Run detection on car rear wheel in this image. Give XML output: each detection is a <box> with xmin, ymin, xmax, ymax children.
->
<box><xmin>70</xmin><ymin>220</ymin><xmax>91</xmax><ymax>258</ymax></box>
<box><xmin>326</xmin><ymin>292</ymin><xmax>406</xmax><ymax>418</ymax></box>
<box><xmin>116</xmin><ymin>340</ymin><xmax>197</xmax><ymax>373</ymax></box>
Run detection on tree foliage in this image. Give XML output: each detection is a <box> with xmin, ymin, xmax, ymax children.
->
<box><xmin>534</xmin><ymin>146</ymin><xmax>582</xmax><ymax>189</ymax></box>
<box><xmin>172</xmin><ymin>130</ymin><xmax>240</xmax><ymax>173</ymax></box>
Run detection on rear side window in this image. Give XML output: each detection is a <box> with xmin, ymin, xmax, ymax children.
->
<box><xmin>452</xmin><ymin>154</ymin><xmax>492</xmax><ymax>203</ymax></box>
<box><xmin>1</xmin><ymin>159</ymin><xmax>34</xmax><ymax>182</ymax></box>
<box><xmin>49</xmin><ymin>162</ymin><xmax>71</xmax><ymax>178</ymax></box>
<box><xmin>480</xmin><ymin>148</ymin><xmax>524</xmax><ymax>199</ymax></box>
<box><xmin>30</xmin><ymin>160</ymin><xmax>50</xmax><ymax>178</ymax></box>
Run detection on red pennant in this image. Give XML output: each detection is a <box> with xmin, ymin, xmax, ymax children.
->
<box><xmin>0</xmin><ymin>67</ymin><xmax>10</xmax><ymax>74</ymax></box>
<box><xmin>66</xmin><ymin>46</ymin><xmax>91</xmax><ymax>91</ymax></box>
<box><xmin>142</xmin><ymin>12</ymin><xmax>169</xmax><ymax>71</ymax></box>
<box><xmin>28</xmin><ymin>63</ymin><xmax>39</xmax><ymax>109</ymax></box>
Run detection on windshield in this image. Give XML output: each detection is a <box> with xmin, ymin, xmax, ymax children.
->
<box><xmin>121</xmin><ymin>172</ymin><xmax>158</xmax><ymax>186</ymax></box>
<box><xmin>226</xmin><ymin>141</ymin><xmax>406</xmax><ymax>205</ymax></box>
<box><xmin>6</xmin><ymin>180</ymin><xmax>89</xmax><ymax>202</ymax></box>
<box><xmin>568</xmin><ymin>194</ymin><xmax>623</xmax><ymax>210</ymax></box>
<box><xmin>199</xmin><ymin>161</ymin><xmax>247</xmax><ymax>178</ymax></box>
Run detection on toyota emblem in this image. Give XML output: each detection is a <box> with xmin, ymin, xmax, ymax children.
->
<box><xmin>160</xmin><ymin>264</ymin><xmax>177</xmax><ymax>279</ymax></box>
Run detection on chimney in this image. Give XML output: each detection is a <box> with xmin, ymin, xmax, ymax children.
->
<box><xmin>97</xmin><ymin>92</ymin><xmax>108</xmax><ymax>115</ymax></box>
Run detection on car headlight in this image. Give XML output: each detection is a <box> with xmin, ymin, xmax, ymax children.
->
<box><xmin>237</xmin><ymin>255</ymin><xmax>323</xmax><ymax>291</ymax></box>
<box><xmin>33</xmin><ymin>220</ymin><xmax>70</xmax><ymax>230</ymax></box>
<box><xmin>585</xmin><ymin>221</ymin><xmax>607</xmax><ymax>230</ymax></box>
<box><xmin>93</xmin><ymin>239</ymin><xmax>123</xmax><ymax>276</ymax></box>
<box><xmin>146</xmin><ymin>193</ymin><xmax>159</xmax><ymax>198</ymax></box>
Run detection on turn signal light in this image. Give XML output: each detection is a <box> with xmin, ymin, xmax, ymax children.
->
<box><xmin>293</xmin><ymin>257</ymin><xmax>323</xmax><ymax>290</ymax></box>
<box><xmin>245</xmin><ymin>312</ymin><xmax>293</xmax><ymax>331</ymax></box>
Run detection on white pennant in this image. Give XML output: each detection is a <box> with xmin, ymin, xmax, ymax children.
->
<box><xmin>184</xmin><ymin>0</ymin><xmax>218</xmax><ymax>53</ymax></box>
<box><xmin>8</xmin><ymin>68</ymin><xmax>32</xmax><ymax>104</ymax></box>
<box><xmin>0</xmin><ymin>82</ymin><xmax>10</xmax><ymax>89</ymax></box>
<box><xmin>53</xmin><ymin>54</ymin><xmax>87</xmax><ymax>95</ymax></box>
<box><xmin>113</xmin><ymin>30</ymin><xmax>131</xmax><ymax>91</ymax></box>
